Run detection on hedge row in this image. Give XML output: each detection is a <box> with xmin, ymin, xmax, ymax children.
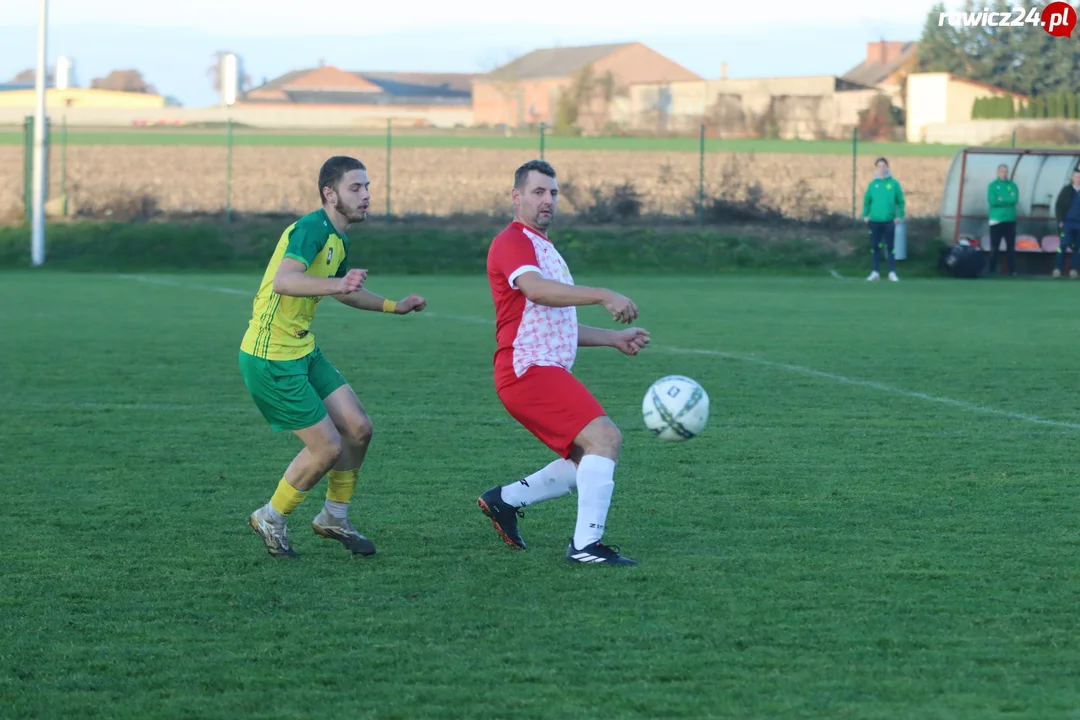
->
<box><xmin>974</xmin><ymin>93</ymin><xmax>1080</xmax><ymax>120</ymax></box>
<box><xmin>0</xmin><ymin>219</ymin><xmax>941</xmax><ymax>275</ymax></box>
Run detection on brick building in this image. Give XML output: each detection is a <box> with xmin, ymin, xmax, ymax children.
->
<box><xmin>472</xmin><ymin>42</ymin><xmax>701</xmax><ymax>130</ymax></box>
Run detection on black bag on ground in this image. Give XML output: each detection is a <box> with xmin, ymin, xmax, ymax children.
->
<box><xmin>941</xmin><ymin>243</ymin><xmax>984</xmax><ymax>278</ymax></box>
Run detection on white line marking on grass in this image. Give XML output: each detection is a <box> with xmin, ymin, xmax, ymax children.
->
<box><xmin>114</xmin><ymin>274</ymin><xmax>249</xmax><ymax>295</ymax></box>
<box><xmin>113</xmin><ymin>275</ymin><xmax>1080</xmax><ymax>431</ymax></box>
<box><xmin>663</xmin><ymin>346</ymin><xmax>1080</xmax><ymax>431</ymax></box>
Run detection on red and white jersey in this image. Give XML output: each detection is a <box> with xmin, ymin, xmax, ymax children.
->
<box><xmin>487</xmin><ymin>221</ymin><xmax>578</xmax><ymax>389</ymax></box>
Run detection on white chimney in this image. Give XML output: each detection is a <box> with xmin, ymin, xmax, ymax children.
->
<box><xmin>56</xmin><ymin>56</ymin><xmax>73</xmax><ymax>90</ymax></box>
<box><xmin>720</xmin><ymin>62</ymin><xmax>728</xmax><ymax>80</ymax></box>
<box><xmin>222</xmin><ymin>53</ymin><xmax>239</xmax><ymax>106</ymax></box>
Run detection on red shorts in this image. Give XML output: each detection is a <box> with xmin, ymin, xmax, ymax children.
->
<box><xmin>497</xmin><ymin>365</ymin><xmax>606</xmax><ymax>459</ymax></box>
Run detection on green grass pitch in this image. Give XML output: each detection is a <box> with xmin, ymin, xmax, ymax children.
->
<box><xmin>0</xmin><ymin>126</ymin><xmax>967</xmax><ymax>156</ymax></box>
<box><xmin>3</xmin><ymin>270</ymin><xmax>1079</xmax><ymax>718</ymax></box>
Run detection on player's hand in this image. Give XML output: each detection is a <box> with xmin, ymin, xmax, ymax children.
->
<box><xmin>863</xmin><ymin>216</ymin><xmax>869</xmax><ymax>223</ymax></box>
<box><xmin>612</xmin><ymin>327</ymin><xmax>650</xmax><ymax>356</ymax></box>
<box><xmin>395</xmin><ymin>294</ymin><xmax>426</xmax><ymax>314</ymax></box>
<box><xmin>338</xmin><ymin>269</ymin><xmax>367</xmax><ymax>294</ymax></box>
<box><xmin>894</xmin><ymin>218</ymin><xmax>901</xmax><ymax>224</ymax></box>
<box><xmin>601</xmin><ymin>290</ymin><xmax>637</xmax><ymax>324</ymax></box>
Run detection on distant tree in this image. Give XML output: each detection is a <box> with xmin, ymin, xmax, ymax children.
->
<box><xmin>571</xmin><ymin>67</ymin><xmax>617</xmax><ymax>133</ymax></box>
<box><xmin>91</xmin><ymin>70</ymin><xmax>156</xmax><ymax>94</ymax></box>
<box><xmin>966</xmin><ymin>0</ymin><xmax>1024</xmax><ymax>89</ymax></box>
<box><xmin>857</xmin><ymin>92</ymin><xmax>903</xmax><ymax>140</ymax></box>
<box><xmin>915</xmin><ymin>2</ymin><xmax>967</xmax><ymax>75</ymax></box>
<box><xmin>554</xmin><ymin>66</ymin><xmax>621</xmax><ymax>135</ymax></box>
<box><xmin>11</xmin><ymin>68</ymin><xmax>55</xmax><ymax>85</ymax></box>
<box><xmin>703</xmin><ymin>93</ymin><xmax>747</xmax><ymax>137</ymax></box>
<box><xmin>553</xmin><ymin>91</ymin><xmax>579</xmax><ymax>135</ymax></box>
<box><xmin>916</xmin><ymin>0</ymin><xmax>1080</xmax><ymax>98</ymax></box>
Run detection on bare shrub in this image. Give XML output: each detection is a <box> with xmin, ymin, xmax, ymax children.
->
<box><xmin>857</xmin><ymin>93</ymin><xmax>903</xmax><ymax>140</ymax></box>
<box><xmin>703</xmin><ymin>93</ymin><xmax>747</xmax><ymax>138</ymax></box>
<box><xmin>691</xmin><ymin>154</ymin><xmax>848</xmax><ymax>227</ymax></box>
<box><xmin>75</xmin><ymin>192</ymin><xmax>160</xmax><ymax>221</ymax></box>
<box><xmin>1009</xmin><ymin>123</ymin><xmax>1080</xmax><ymax>145</ymax></box>
<box><xmin>561</xmin><ymin>180</ymin><xmax>642</xmax><ymax>223</ymax></box>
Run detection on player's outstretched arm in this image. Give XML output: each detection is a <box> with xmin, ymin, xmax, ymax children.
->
<box><xmin>579</xmin><ymin>325</ymin><xmax>650</xmax><ymax>355</ymax></box>
<box><xmin>274</xmin><ymin>259</ymin><xmax>366</xmax><ymax>297</ymax></box>
<box><xmin>515</xmin><ymin>272</ymin><xmax>638</xmax><ymax>324</ymax></box>
<box><xmin>333</xmin><ymin>288</ymin><xmax>427</xmax><ymax>314</ymax></box>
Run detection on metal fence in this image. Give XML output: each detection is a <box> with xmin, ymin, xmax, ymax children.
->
<box><xmin>4</xmin><ymin>117</ymin><xmax>962</xmax><ymax>226</ymax></box>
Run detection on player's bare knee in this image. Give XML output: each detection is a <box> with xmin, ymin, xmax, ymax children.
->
<box><xmin>600</xmin><ymin>421</ymin><xmax>623</xmax><ymax>456</ymax></box>
<box><xmin>341</xmin><ymin>414</ymin><xmax>374</xmax><ymax>448</ymax></box>
<box><xmin>578</xmin><ymin>417</ymin><xmax>622</xmax><ymax>459</ymax></box>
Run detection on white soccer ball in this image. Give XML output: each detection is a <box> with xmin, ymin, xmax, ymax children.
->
<box><xmin>642</xmin><ymin>375</ymin><xmax>710</xmax><ymax>442</ymax></box>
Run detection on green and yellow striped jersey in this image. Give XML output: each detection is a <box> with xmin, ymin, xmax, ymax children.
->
<box><xmin>240</xmin><ymin>208</ymin><xmax>349</xmax><ymax>361</ymax></box>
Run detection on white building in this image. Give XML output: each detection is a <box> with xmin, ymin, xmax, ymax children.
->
<box><xmin>905</xmin><ymin>72</ymin><xmax>1026</xmax><ymax>142</ymax></box>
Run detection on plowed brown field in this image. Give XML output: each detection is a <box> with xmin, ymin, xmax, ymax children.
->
<box><xmin>0</xmin><ymin>145</ymin><xmax>952</xmax><ymax>221</ymax></box>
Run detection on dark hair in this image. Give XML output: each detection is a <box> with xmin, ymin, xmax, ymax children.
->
<box><xmin>514</xmin><ymin>159</ymin><xmax>556</xmax><ymax>190</ymax></box>
<box><xmin>318</xmin><ymin>156</ymin><xmax>366</xmax><ymax>204</ymax></box>
<box><xmin>875</xmin><ymin>156</ymin><xmax>889</xmax><ymax>166</ymax></box>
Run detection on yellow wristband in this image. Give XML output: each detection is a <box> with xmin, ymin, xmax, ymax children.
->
<box><xmin>382</xmin><ymin>298</ymin><xmax>396</xmax><ymax>313</ymax></box>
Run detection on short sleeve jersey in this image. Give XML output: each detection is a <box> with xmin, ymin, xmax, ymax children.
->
<box><xmin>486</xmin><ymin>221</ymin><xmax>578</xmax><ymax>389</ymax></box>
<box><xmin>240</xmin><ymin>208</ymin><xmax>349</xmax><ymax>361</ymax></box>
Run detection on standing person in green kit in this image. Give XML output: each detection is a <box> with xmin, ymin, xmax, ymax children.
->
<box><xmin>861</xmin><ymin>157</ymin><xmax>905</xmax><ymax>282</ymax></box>
<box><xmin>987</xmin><ymin>164</ymin><xmax>1019</xmax><ymax>277</ymax></box>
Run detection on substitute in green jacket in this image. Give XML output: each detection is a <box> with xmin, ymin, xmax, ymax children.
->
<box><xmin>987</xmin><ymin>164</ymin><xmax>1019</xmax><ymax>276</ymax></box>
<box><xmin>862</xmin><ymin>157</ymin><xmax>905</xmax><ymax>281</ymax></box>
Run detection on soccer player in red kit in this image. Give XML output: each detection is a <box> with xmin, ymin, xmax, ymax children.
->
<box><xmin>478</xmin><ymin>159</ymin><xmax>650</xmax><ymax>566</ymax></box>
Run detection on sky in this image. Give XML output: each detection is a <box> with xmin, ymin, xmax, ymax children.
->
<box><xmin>0</xmin><ymin>0</ymin><xmax>940</xmax><ymax>106</ymax></box>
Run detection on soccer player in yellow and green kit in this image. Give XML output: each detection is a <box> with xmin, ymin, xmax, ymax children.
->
<box><xmin>239</xmin><ymin>156</ymin><xmax>427</xmax><ymax>559</ymax></box>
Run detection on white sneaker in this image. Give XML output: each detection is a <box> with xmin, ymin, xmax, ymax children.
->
<box><xmin>249</xmin><ymin>504</ymin><xmax>298</xmax><ymax>558</ymax></box>
<box><xmin>866</xmin><ymin>271</ymin><xmax>880</xmax><ymax>281</ymax></box>
<box><xmin>888</xmin><ymin>271</ymin><xmax>899</xmax><ymax>282</ymax></box>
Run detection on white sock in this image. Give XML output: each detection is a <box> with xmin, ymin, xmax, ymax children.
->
<box><xmin>573</xmin><ymin>455</ymin><xmax>616</xmax><ymax>549</ymax></box>
<box><xmin>263</xmin><ymin>502</ymin><xmax>285</xmax><ymax>522</ymax></box>
<box><xmin>324</xmin><ymin>500</ymin><xmax>349</xmax><ymax>519</ymax></box>
<box><xmin>500</xmin><ymin>459</ymin><xmax>577</xmax><ymax>507</ymax></box>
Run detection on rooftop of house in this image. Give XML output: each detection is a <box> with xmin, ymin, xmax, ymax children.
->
<box><xmin>481</xmin><ymin>42</ymin><xmax>637</xmax><ymax>82</ymax></box>
<box><xmin>247</xmin><ymin>67</ymin><xmax>477</xmax><ymax>99</ymax></box>
<box><xmin>842</xmin><ymin>41</ymin><xmax>918</xmax><ymax>87</ymax></box>
<box><xmin>940</xmin><ymin>73</ymin><xmax>1029</xmax><ymax>99</ymax></box>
